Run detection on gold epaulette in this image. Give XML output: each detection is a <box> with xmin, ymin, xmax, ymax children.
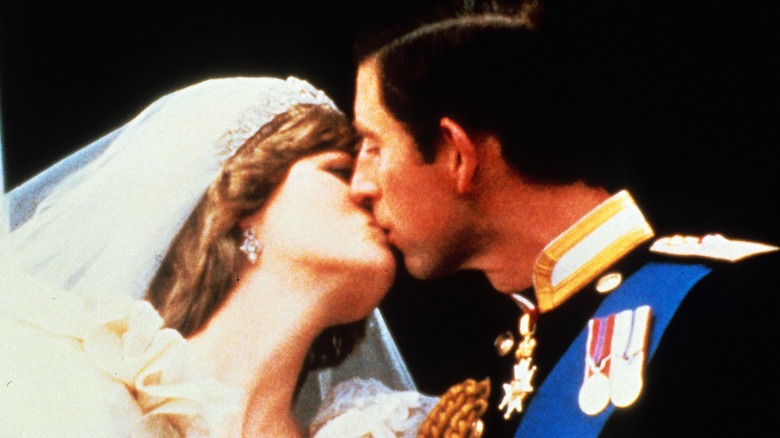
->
<box><xmin>649</xmin><ymin>233</ymin><xmax>778</xmax><ymax>262</ymax></box>
<box><xmin>417</xmin><ymin>378</ymin><xmax>491</xmax><ymax>438</ymax></box>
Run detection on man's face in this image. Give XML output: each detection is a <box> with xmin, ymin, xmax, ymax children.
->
<box><xmin>350</xmin><ymin>59</ymin><xmax>473</xmax><ymax>279</ymax></box>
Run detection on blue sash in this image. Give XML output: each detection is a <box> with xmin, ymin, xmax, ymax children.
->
<box><xmin>515</xmin><ymin>261</ymin><xmax>712</xmax><ymax>437</ymax></box>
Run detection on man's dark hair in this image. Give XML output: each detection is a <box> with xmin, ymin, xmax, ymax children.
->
<box><xmin>358</xmin><ymin>12</ymin><xmax>639</xmax><ymax>190</ymax></box>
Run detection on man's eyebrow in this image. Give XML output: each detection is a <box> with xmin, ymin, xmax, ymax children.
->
<box><xmin>355</xmin><ymin>130</ymin><xmax>378</xmax><ymax>146</ymax></box>
<box><xmin>352</xmin><ymin>120</ymin><xmax>373</xmax><ymax>137</ymax></box>
<box><xmin>352</xmin><ymin>124</ymin><xmax>366</xmax><ymax>137</ymax></box>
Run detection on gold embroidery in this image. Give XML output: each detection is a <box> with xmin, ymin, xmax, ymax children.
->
<box><xmin>533</xmin><ymin>191</ymin><xmax>654</xmax><ymax>312</ymax></box>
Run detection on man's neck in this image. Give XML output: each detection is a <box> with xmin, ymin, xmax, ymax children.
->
<box><xmin>470</xmin><ymin>179</ymin><xmax>611</xmax><ymax>294</ymax></box>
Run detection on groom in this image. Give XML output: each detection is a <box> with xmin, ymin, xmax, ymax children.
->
<box><xmin>348</xmin><ymin>11</ymin><xmax>778</xmax><ymax>438</ymax></box>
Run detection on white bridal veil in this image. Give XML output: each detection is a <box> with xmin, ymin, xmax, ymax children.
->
<box><xmin>0</xmin><ymin>76</ymin><xmax>415</xmax><ymax>426</ymax></box>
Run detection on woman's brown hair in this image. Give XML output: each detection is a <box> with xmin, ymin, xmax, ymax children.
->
<box><xmin>145</xmin><ymin>103</ymin><xmax>365</xmax><ymax>370</ymax></box>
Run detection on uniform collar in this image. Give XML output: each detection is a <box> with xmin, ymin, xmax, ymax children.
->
<box><xmin>532</xmin><ymin>190</ymin><xmax>655</xmax><ymax>313</ymax></box>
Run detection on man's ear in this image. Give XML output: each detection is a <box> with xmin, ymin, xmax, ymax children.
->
<box><xmin>439</xmin><ymin>117</ymin><xmax>478</xmax><ymax>194</ymax></box>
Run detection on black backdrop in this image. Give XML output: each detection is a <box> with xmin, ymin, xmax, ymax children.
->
<box><xmin>3</xmin><ymin>1</ymin><xmax>777</xmax><ymax>235</ymax></box>
<box><xmin>0</xmin><ymin>1</ymin><xmax>434</xmax><ymax>187</ymax></box>
<box><xmin>2</xmin><ymin>0</ymin><xmax>778</xmax><ymax>432</ymax></box>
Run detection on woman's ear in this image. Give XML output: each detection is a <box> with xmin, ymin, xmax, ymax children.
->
<box><xmin>238</xmin><ymin>211</ymin><xmax>263</xmax><ymax>232</ymax></box>
<box><xmin>439</xmin><ymin>117</ymin><xmax>478</xmax><ymax>195</ymax></box>
<box><xmin>238</xmin><ymin>217</ymin><xmax>253</xmax><ymax>230</ymax></box>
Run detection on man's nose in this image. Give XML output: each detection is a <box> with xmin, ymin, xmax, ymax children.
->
<box><xmin>349</xmin><ymin>164</ymin><xmax>379</xmax><ymax>209</ymax></box>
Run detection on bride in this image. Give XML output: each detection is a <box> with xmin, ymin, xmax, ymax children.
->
<box><xmin>0</xmin><ymin>77</ymin><xmax>437</xmax><ymax>436</ymax></box>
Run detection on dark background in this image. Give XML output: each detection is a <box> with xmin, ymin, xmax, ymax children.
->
<box><xmin>0</xmin><ymin>1</ymin><xmax>426</xmax><ymax>186</ymax></box>
<box><xmin>3</xmin><ymin>1</ymin><xmax>777</xmax><ymax>236</ymax></box>
<box><xmin>2</xmin><ymin>0</ymin><xmax>778</xmax><ymax>433</ymax></box>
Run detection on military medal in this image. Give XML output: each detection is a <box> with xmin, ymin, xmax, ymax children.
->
<box><xmin>498</xmin><ymin>293</ymin><xmax>539</xmax><ymax>420</ymax></box>
<box><xmin>578</xmin><ymin>314</ymin><xmax>614</xmax><ymax>415</ymax></box>
<box><xmin>579</xmin><ymin>306</ymin><xmax>652</xmax><ymax>415</ymax></box>
<box><xmin>609</xmin><ymin>306</ymin><xmax>651</xmax><ymax>407</ymax></box>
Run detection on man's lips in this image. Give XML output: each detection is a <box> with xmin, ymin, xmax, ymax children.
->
<box><xmin>367</xmin><ymin>213</ymin><xmax>394</xmax><ymax>245</ymax></box>
<box><xmin>366</xmin><ymin>219</ymin><xmax>391</xmax><ymax>241</ymax></box>
<box><xmin>381</xmin><ymin>227</ymin><xmax>398</xmax><ymax>248</ymax></box>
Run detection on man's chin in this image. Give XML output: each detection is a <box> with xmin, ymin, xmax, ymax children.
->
<box><xmin>484</xmin><ymin>271</ymin><xmax>531</xmax><ymax>295</ymax></box>
<box><xmin>403</xmin><ymin>255</ymin><xmax>458</xmax><ymax>281</ymax></box>
<box><xmin>401</xmin><ymin>256</ymin><xmax>433</xmax><ymax>280</ymax></box>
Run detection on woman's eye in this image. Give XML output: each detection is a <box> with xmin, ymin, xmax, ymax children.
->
<box><xmin>328</xmin><ymin>166</ymin><xmax>354</xmax><ymax>182</ymax></box>
<box><xmin>317</xmin><ymin>151</ymin><xmax>354</xmax><ymax>181</ymax></box>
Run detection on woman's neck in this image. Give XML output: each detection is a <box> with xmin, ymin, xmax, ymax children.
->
<box><xmin>187</xmin><ymin>264</ymin><xmax>329</xmax><ymax>436</ymax></box>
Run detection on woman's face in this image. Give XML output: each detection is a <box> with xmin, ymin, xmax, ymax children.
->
<box><xmin>253</xmin><ymin>150</ymin><xmax>396</xmax><ymax>321</ymax></box>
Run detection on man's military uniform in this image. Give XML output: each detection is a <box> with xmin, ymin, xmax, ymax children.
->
<box><xmin>430</xmin><ymin>190</ymin><xmax>778</xmax><ymax>437</ymax></box>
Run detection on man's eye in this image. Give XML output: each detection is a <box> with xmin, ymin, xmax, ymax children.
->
<box><xmin>359</xmin><ymin>138</ymin><xmax>380</xmax><ymax>156</ymax></box>
<box><xmin>365</xmin><ymin>145</ymin><xmax>380</xmax><ymax>156</ymax></box>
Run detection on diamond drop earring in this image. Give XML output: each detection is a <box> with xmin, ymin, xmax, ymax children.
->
<box><xmin>239</xmin><ymin>229</ymin><xmax>261</xmax><ymax>263</ymax></box>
